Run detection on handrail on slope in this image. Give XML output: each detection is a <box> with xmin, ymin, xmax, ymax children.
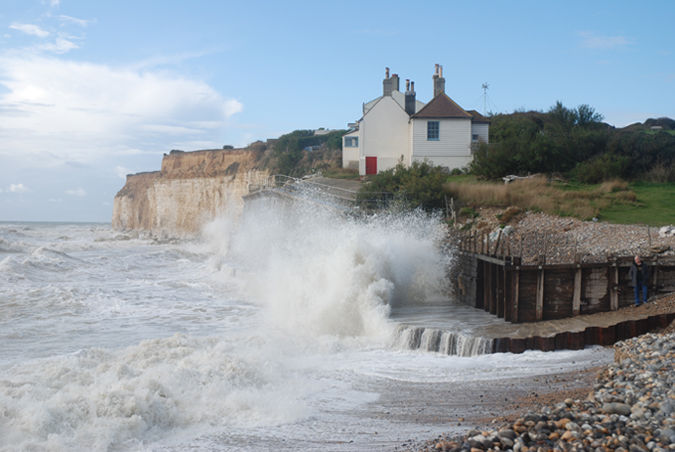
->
<box><xmin>248</xmin><ymin>174</ymin><xmax>392</xmax><ymax>209</ymax></box>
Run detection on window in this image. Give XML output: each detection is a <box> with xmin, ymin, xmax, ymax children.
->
<box><xmin>427</xmin><ymin>121</ymin><xmax>439</xmax><ymax>140</ymax></box>
<box><xmin>472</xmin><ymin>134</ymin><xmax>479</xmax><ymax>141</ymax></box>
<box><xmin>344</xmin><ymin>137</ymin><xmax>358</xmax><ymax>147</ymax></box>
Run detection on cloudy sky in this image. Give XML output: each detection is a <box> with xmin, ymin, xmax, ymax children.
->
<box><xmin>1</xmin><ymin>0</ymin><xmax>673</xmax><ymax>222</ymax></box>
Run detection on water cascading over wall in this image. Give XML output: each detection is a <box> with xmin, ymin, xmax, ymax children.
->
<box><xmin>392</xmin><ymin>325</ymin><xmax>493</xmax><ymax>357</ymax></box>
<box><xmin>112</xmin><ymin>148</ymin><xmax>270</xmax><ymax>238</ymax></box>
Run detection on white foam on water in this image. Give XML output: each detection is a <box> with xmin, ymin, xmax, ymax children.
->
<box><xmin>0</xmin><ymin>215</ymin><xmax>616</xmax><ymax>452</ymax></box>
<box><xmin>0</xmin><ymin>333</ymin><xmax>313</xmax><ymax>451</ymax></box>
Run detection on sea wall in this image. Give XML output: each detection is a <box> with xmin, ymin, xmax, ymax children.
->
<box><xmin>112</xmin><ymin>148</ymin><xmax>269</xmax><ymax>238</ymax></box>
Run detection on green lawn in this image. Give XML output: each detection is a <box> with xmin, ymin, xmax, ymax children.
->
<box><xmin>599</xmin><ymin>182</ymin><xmax>675</xmax><ymax>226</ymax></box>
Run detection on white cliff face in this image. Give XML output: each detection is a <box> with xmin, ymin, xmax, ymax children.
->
<box><xmin>112</xmin><ymin>149</ymin><xmax>269</xmax><ymax>238</ymax></box>
<box><xmin>149</xmin><ymin>171</ymin><xmax>268</xmax><ymax>238</ymax></box>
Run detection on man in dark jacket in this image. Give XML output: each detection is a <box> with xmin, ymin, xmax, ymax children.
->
<box><xmin>628</xmin><ymin>255</ymin><xmax>650</xmax><ymax>306</ymax></box>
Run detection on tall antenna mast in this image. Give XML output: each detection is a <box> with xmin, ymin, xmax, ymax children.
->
<box><xmin>482</xmin><ymin>83</ymin><xmax>489</xmax><ymax>115</ymax></box>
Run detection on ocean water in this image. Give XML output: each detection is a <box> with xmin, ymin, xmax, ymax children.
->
<box><xmin>0</xmin><ymin>199</ymin><xmax>613</xmax><ymax>451</ymax></box>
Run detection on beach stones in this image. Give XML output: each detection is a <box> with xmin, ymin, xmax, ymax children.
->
<box><xmin>423</xmin><ymin>332</ymin><xmax>675</xmax><ymax>452</ymax></box>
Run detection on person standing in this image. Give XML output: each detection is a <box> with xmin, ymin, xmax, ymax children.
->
<box><xmin>629</xmin><ymin>255</ymin><xmax>650</xmax><ymax>306</ymax></box>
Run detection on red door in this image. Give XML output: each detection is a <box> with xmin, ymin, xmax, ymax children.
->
<box><xmin>365</xmin><ymin>156</ymin><xmax>377</xmax><ymax>175</ymax></box>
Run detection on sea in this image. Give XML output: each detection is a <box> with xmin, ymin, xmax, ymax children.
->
<box><xmin>0</xmin><ymin>198</ymin><xmax>613</xmax><ymax>451</ymax></box>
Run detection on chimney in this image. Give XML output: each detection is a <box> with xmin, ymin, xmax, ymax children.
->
<box><xmin>405</xmin><ymin>80</ymin><xmax>416</xmax><ymax>116</ymax></box>
<box><xmin>433</xmin><ymin>64</ymin><xmax>446</xmax><ymax>97</ymax></box>
<box><xmin>383</xmin><ymin>69</ymin><xmax>400</xmax><ymax>97</ymax></box>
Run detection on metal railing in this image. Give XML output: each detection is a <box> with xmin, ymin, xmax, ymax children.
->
<box><xmin>248</xmin><ymin>175</ymin><xmax>393</xmax><ymax>210</ymax></box>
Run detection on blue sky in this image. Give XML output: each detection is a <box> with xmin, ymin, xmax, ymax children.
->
<box><xmin>0</xmin><ymin>0</ymin><xmax>673</xmax><ymax>222</ymax></box>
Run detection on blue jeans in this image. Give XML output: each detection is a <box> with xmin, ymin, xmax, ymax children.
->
<box><xmin>634</xmin><ymin>282</ymin><xmax>648</xmax><ymax>305</ymax></box>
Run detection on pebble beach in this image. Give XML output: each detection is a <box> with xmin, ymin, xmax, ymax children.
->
<box><xmin>401</xmin><ymin>327</ymin><xmax>675</xmax><ymax>452</ymax></box>
<box><xmin>398</xmin><ymin>209</ymin><xmax>675</xmax><ymax>452</ymax></box>
<box><xmin>469</xmin><ymin>209</ymin><xmax>675</xmax><ymax>264</ymax></box>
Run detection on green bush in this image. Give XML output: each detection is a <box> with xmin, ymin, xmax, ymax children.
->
<box><xmin>360</xmin><ymin>159</ymin><xmax>450</xmax><ymax>211</ymax></box>
<box><xmin>571</xmin><ymin>154</ymin><xmax>630</xmax><ymax>184</ymax></box>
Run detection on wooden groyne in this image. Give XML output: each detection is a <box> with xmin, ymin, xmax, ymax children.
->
<box><xmin>450</xmin><ymin>229</ymin><xmax>675</xmax><ymax>352</ymax></box>
<box><xmin>452</xmin><ymin>230</ymin><xmax>675</xmax><ymax>322</ymax></box>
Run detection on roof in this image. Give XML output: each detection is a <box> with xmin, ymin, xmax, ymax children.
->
<box><xmin>466</xmin><ymin>110</ymin><xmax>491</xmax><ymax>124</ymax></box>
<box><xmin>412</xmin><ymin>93</ymin><xmax>472</xmax><ymax>119</ymax></box>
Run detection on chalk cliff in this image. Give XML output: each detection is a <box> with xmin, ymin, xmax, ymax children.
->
<box><xmin>112</xmin><ymin>148</ymin><xmax>269</xmax><ymax>237</ymax></box>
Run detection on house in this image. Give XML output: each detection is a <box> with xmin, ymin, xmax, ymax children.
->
<box><xmin>342</xmin><ymin>65</ymin><xmax>489</xmax><ymax>175</ymax></box>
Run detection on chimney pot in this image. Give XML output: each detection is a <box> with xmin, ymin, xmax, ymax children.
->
<box><xmin>405</xmin><ymin>80</ymin><xmax>416</xmax><ymax>115</ymax></box>
<box><xmin>385</xmin><ymin>67</ymin><xmax>390</xmax><ymax>79</ymax></box>
<box><xmin>433</xmin><ymin>64</ymin><xmax>446</xmax><ymax>97</ymax></box>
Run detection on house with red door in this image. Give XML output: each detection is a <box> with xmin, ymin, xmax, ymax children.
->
<box><xmin>342</xmin><ymin>65</ymin><xmax>489</xmax><ymax>175</ymax></box>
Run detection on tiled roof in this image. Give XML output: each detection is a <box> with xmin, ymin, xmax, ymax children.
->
<box><xmin>466</xmin><ymin>110</ymin><xmax>491</xmax><ymax>124</ymax></box>
<box><xmin>412</xmin><ymin>93</ymin><xmax>472</xmax><ymax>119</ymax></box>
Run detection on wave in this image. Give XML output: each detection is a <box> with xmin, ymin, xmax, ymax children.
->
<box><xmin>0</xmin><ymin>333</ymin><xmax>308</xmax><ymax>451</ymax></box>
<box><xmin>206</xmin><ymin>196</ymin><xmax>453</xmax><ymax>344</ymax></box>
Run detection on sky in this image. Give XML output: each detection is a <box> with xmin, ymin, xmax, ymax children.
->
<box><xmin>0</xmin><ymin>0</ymin><xmax>673</xmax><ymax>222</ymax></box>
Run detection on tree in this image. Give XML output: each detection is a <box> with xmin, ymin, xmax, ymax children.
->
<box><xmin>469</xmin><ymin>102</ymin><xmax>609</xmax><ymax>179</ymax></box>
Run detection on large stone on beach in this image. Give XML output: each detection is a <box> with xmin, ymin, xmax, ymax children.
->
<box><xmin>602</xmin><ymin>403</ymin><xmax>632</xmax><ymax>416</ymax></box>
<box><xmin>498</xmin><ymin>429</ymin><xmax>518</xmax><ymax>440</ymax></box>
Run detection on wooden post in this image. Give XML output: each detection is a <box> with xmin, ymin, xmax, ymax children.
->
<box><xmin>536</xmin><ymin>260</ymin><xmax>545</xmax><ymax>321</ymax></box>
<box><xmin>648</xmin><ymin>226</ymin><xmax>652</xmax><ymax>251</ymax></box>
<box><xmin>512</xmin><ymin>257</ymin><xmax>521</xmax><ymax>323</ymax></box>
<box><xmin>490</xmin><ymin>264</ymin><xmax>499</xmax><ymax>315</ymax></box>
<box><xmin>572</xmin><ymin>253</ymin><xmax>582</xmax><ymax>317</ymax></box>
<box><xmin>497</xmin><ymin>258</ymin><xmax>505</xmax><ymax>318</ymax></box>
<box><xmin>484</xmin><ymin>261</ymin><xmax>491</xmax><ymax>312</ymax></box>
<box><xmin>610</xmin><ymin>258</ymin><xmax>619</xmax><ymax>311</ymax></box>
<box><xmin>493</xmin><ymin>229</ymin><xmax>502</xmax><ymax>256</ymax></box>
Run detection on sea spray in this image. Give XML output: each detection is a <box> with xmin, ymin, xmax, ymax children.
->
<box><xmin>221</xmin><ymin>195</ymin><xmax>453</xmax><ymax>342</ymax></box>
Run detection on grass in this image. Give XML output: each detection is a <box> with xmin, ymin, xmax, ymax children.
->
<box><xmin>444</xmin><ymin>176</ymin><xmax>642</xmax><ymax>222</ymax></box>
<box><xmin>319</xmin><ymin>167</ymin><xmax>361</xmax><ymax>180</ymax></box>
<box><xmin>599</xmin><ymin>182</ymin><xmax>675</xmax><ymax>226</ymax></box>
<box><xmin>643</xmin><ymin>130</ymin><xmax>675</xmax><ymax>136</ymax></box>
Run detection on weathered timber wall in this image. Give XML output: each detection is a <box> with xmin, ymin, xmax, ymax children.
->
<box><xmin>454</xmin><ymin>251</ymin><xmax>675</xmax><ymax>324</ymax></box>
<box><xmin>492</xmin><ymin>312</ymin><xmax>675</xmax><ymax>353</ymax></box>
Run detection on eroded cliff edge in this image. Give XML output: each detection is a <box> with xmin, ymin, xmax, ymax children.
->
<box><xmin>112</xmin><ymin>147</ymin><xmax>269</xmax><ymax>238</ymax></box>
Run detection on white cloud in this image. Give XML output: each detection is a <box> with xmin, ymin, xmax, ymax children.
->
<box><xmin>48</xmin><ymin>198</ymin><xmax>62</xmax><ymax>203</ymax></box>
<box><xmin>38</xmin><ymin>37</ymin><xmax>79</xmax><ymax>53</ymax></box>
<box><xmin>9</xmin><ymin>183</ymin><xmax>30</xmax><ymax>193</ymax></box>
<box><xmin>578</xmin><ymin>31</ymin><xmax>631</xmax><ymax>50</ymax></box>
<box><xmin>58</xmin><ymin>15</ymin><xmax>92</xmax><ymax>27</ymax></box>
<box><xmin>0</xmin><ymin>55</ymin><xmax>244</xmax><ymax>167</ymax></box>
<box><xmin>50</xmin><ymin>0</ymin><xmax>60</xmax><ymax>7</ymax></box>
<box><xmin>0</xmin><ymin>188</ymin><xmax>3</xmax><ymax>193</ymax></box>
<box><xmin>65</xmin><ymin>188</ymin><xmax>86</xmax><ymax>196</ymax></box>
<box><xmin>10</xmin><ymin>23</ymin><xmax>50</xmax><ymax>38</ymax></box>
<box><xmin>115</xmin><ymin>166</ymin><xmax>131</xmax><ymax>179</ymax></box>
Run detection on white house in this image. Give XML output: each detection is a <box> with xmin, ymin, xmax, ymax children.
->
<box><xmin>342</xmin><ymin>65</ymin><xmax>489</xmax><ymax>175</ymax></box>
